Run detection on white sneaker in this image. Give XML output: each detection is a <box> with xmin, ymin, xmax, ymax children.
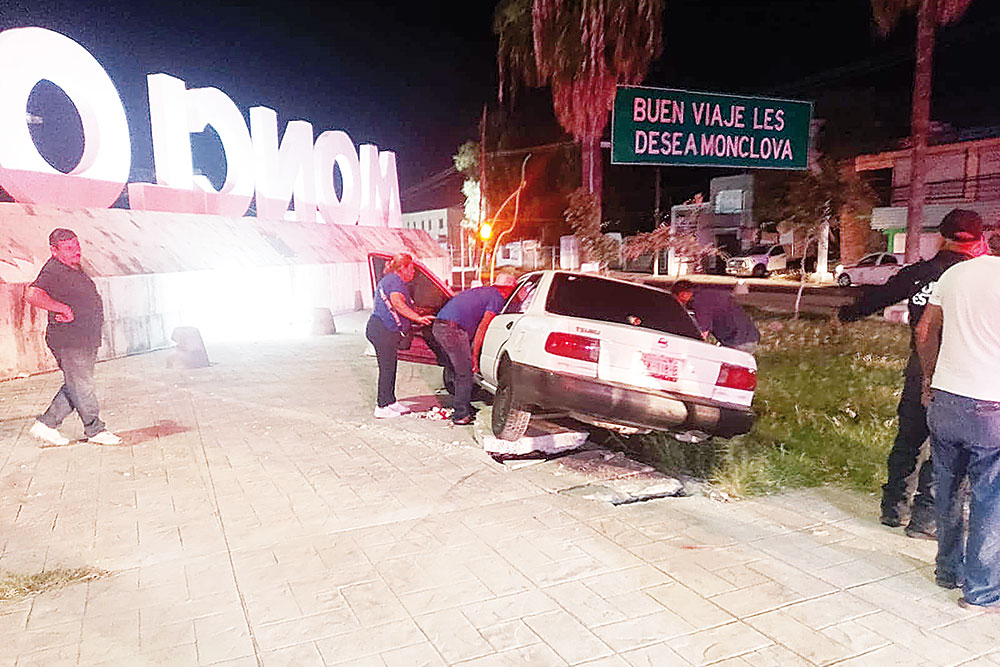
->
<box><xmin>386</xmin><ymin>401</ymin><xmax>411</xmax><ymax>415</ymax></box>
<box><xmin>29</xmin><ymin>420</ymin><xmax>69</xmax><ymax>446</ymax></box>
<box><xmin>373</xmin><ymin>406</ymin><xmax>400</xmax><ymax>419</ymax></box>
<box><xmin>87</xmin><ymin>431</ymin><xmax>123</xmax><ymax>445</ymax></box>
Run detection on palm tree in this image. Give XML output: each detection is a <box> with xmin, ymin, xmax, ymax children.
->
<box><xmin>495</xmin><ymin>0</ymin><xmax>663</xmax><ymax>216</ymax></box>
<box><xmin>870</xmin><ymin>0</ymin><xmax>973</xmax><ymax>261</ymax></box>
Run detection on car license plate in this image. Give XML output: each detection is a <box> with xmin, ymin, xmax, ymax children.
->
<box><xmin>642</xmin><ymin>353</ymin><xmax>680</xmax><ymax>382</ymax></box>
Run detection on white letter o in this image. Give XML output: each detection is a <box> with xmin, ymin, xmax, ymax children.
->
<box><xmin>0</xmin><ymin>27</ymin><xmax>131</xmax><ymax>207</ymax></box>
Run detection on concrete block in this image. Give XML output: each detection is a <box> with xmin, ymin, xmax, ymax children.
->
<box><xmin>311</xmin><ymin>308</ymin><xmax>336</xmax><ymax>335</ymax></box>
<box><xmin>168</xmin><ymin>326</ymin><xmax>210</xmax><ymax>368</ymax></box>
<box><xmin>479</xmin><ymin>413</ymin><xmax>590</xmax><ymax>458</ymax></box>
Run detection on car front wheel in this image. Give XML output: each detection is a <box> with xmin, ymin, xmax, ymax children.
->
<box><xmin>751</xmin><ymin>264</ymin><xmax>767</xmax><ymax>278</ymax></box>
<box><xmin>837</xmin><ymin>273</ymin><xmax>852</xmax><ymax>287</ymax></box>
<box><xmin>492</xmin><ymin>366</ymin><xmax>531</xmax><ymax>441</ymax></box>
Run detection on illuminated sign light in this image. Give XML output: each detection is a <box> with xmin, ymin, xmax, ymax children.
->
<box><xmin>611</xmin><ymin>86</ymin><xmax>812</xmax><ymax>171</ymax></box>
<box><xmin>0</xmin><ymin>27</ymin><xmax>400</xmax><ymax>226</ymax></box>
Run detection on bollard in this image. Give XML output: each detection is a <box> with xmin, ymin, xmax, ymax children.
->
<box><xmin>168</xmin><ymin>326</ymin><xmax>210</xmax><ymax>369</ymax></box>
<box><xmin>311</xmin><ymin>308</ymin><xmax>337</xmax><ymax>335</ymax></box>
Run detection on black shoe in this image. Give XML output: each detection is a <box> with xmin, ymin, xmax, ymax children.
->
<box><xmin>452</xmin><ymin>415</ymin><xmax>474</xmax><ymax>425</ymax></box>
<box><xmin>880</xmin><ymin>493</ymin><xmax>908</xmax><ymax>528</ymax></box>
<box><xmin>936</xmin><ymin>577</ymin><xmax>961</xmax><ymax>590</ymax></box>
<box><xmin>905</xmin><ymin>505</ymin><xmax>937</xmax><ymax>540</ymax></box>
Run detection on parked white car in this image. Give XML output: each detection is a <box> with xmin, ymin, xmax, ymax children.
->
<box><xmin>478</xmin><ymin>271</ymin><xmax>757</xmax><ymax>441</ymax></box>
<box><xmin>835</xmin><ymin>252</ymin><xmax>905</xmax><ymax>287</ymax></box>
<box><xmin>726</xmin><ymin>245</ymin><xmax>787</xmax><ymax>278</ymax></box>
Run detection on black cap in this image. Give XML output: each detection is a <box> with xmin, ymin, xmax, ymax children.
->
<box><xmin>939</xmin><ymin>209</ymin><xmax>983</xmax><ymax>241</ymax></box>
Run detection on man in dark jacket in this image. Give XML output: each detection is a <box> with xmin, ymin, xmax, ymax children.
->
<box><xmin>671</xmin><ymin>280</ymin><xmax>760</xmax><ymax>353</ymax></box>
<box><xmin>838</xmin><ymin>208</ymin><xmax>986</xmax><ymax>538</ymax></box>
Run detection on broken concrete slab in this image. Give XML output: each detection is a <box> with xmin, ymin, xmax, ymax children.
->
<box><xmin>516</xmin><ymin>448</ymin><xmax>687</xmax><ymax>504</ymax></box>
<box><xmin>475</xmin><ymin>410</ymin><xmax>590</xmax><ymax>458</ymax></box>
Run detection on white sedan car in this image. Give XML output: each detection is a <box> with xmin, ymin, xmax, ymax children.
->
<box><xmin>835</xmin><ymin>252</ymin><xmax>905</xmax><ymax>287</ymax></box>
<box><xmin>478</xmin><ymin>271</ymin><xmax>757</xmax><ymax>441</ymax></box>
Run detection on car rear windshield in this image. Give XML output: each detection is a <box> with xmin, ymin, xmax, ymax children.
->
<box><xmin>545</xmin><ymin>273</ymin><xmax>702</xmax><ymax>339</ymax></box>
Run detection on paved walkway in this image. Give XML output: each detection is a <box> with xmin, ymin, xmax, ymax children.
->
<box><xmin>1</xmin><ymin>314</ymin><xmax>998</xmax><ymax>666</ymax></box>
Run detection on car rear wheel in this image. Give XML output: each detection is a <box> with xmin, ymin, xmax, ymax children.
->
<box><xmin>492</xmin><ymin>365</ymin><xmax>531</xmax><ymax>441</ymax></box>
<box><xmin>837</xmin><ymin>273</ymin><xmax>852</xmax><ymax>287</ymax></box>
<box><xmin>751</xmin><ymin>264</ymin><xmax>767</xmax><ymax>278</ymax></box>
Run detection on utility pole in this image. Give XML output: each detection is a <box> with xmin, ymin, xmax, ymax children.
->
<box><xmin>653</xmin><ymin>167</ymin><xmax>662</xmax><ymax>276</ymax></box>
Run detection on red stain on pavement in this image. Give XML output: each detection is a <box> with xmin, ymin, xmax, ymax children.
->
<box><xmin>115</xmin><ymin>420</ymin><xmax>190</xmax><ymax>445</ymax></box>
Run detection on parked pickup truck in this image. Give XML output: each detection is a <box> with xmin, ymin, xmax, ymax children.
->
<box><xmin>726</xmin><ymin>244</ymin><xmax>787</xmax><ymax>278</ymax></box>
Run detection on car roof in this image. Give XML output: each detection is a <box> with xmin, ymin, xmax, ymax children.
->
<box><xmin>530</xmin><ymin>270</ymin><xmax>672</xmax><ymax>293</ymax></box>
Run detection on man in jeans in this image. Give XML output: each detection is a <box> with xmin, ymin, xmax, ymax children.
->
<box><xmin>916</xmin><ymin>249</ymin><xmax>1000</xmax><ymax>612</ymax></box>
<box><xmin>432</xmin><ymin>271</ymin><xmax>517</xmax><ymax>425</ymax></box>
<box><xmin>26</xmin><ymin>229</ymin><xmax>121</xmax><ymax>446</ymax></box>
<box><xmin>839</xmin><ymin>208</ymin><xmax>986</xmax><ymax>538</ymax></box>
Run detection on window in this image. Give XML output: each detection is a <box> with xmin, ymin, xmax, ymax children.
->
<box><xmin>768</xmin><ymin>245</ymin><xmax>785</xmax><ymax>257</ymax></box>
<box><xmin>439</xmin><ymin>218</ymin><xmax>445</xmax><ymax>229</ymax></box>
<box><xmin>715</xmin><ymin>189</ymin><xmax>744</xmax><ymax>214</ymax></box>
<box><xmin>544</xmin><ymin>273</ymin><xmax>701</xmax><ymax>339</ymax></box>
<box><xmin>857</xmin><ymin>254</ymin><xmax>879</xmax><ymax>267</ymax></box>
<box><xmin>880</xmin><ymin>255</ymin><xmax>898</xmax><ymax>265</ymax></box>
<box><xmin>503</xmin><ymin>274</ymin><xmax>542</xmax><ymax>315</ymax></box>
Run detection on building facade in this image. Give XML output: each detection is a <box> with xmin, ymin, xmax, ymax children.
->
<box><xmin>853</xmin><ymin>137</ymin><xmax>1000</xmax><ymax>261</ymax></box>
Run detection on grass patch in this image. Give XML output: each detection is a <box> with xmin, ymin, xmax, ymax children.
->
<box><xmin>632</xmin><ymin>312</ymin><xmax>909</xmax><ymax>498</ymax></box>
<box><xmin>0</xmin><ymin>567</ymin><xmax>109</xmax><ymax>601</ymax></box>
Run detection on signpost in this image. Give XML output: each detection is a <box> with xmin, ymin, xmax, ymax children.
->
<box><xmin>611</xmin><ymin>86</ymin><xmax>812</xmax><ymax>170</ymax></box>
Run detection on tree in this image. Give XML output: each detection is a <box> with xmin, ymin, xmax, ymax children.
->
<box><xmin>494</xmin><ymin>0</ymin><xmax>663</xmax><ymax>217</ymax></box>
<box><xmin>870</xmin><ymin>0</ymin><xmax>973</xmax><ymax>261</ymax></box>
<box><xmin>621</xmin><ymin>207</ymin><xmax>719</xmax><ymax>276</ymax></box>
<box><xmin>564</xmin><ymin>187</ymin><xmax>620</xmax><ymax>268</ymax></box>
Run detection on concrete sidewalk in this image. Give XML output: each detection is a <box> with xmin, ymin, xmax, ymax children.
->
<box><xmin>1</xmin><ymin>317</ymin><xmax>998</xmax><ymax>666</ymax></box>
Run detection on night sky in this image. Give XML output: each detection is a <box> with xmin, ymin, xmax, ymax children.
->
<box><xmin>3</xmin><ymin>0</ymin><xmax>999</xmax><ymax>211</ymax></box>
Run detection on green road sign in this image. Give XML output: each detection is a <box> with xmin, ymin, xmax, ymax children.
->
<box><xmin>611</xmin><ymin>86</ymin><xmax>813</xmax><ymax>170</ymax></box>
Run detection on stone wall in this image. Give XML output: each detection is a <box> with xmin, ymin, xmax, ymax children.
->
<box><xmin>0</xmin><ymin>203</ymin><xmax>448</xmax><ymax>380</ymax></box>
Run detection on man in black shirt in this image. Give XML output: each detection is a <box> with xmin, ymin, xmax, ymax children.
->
<box><xmin>839</xmin><ymin>208</ymin><xmax>986</xmax><ymax>538</ymax></box>
<box><xmin>26</xmin><ymin>229</ymin><xmax>121</xmax><ymax>446</ymax></box>
<box><xmin>671</xmin><ymin>280</ymin><xmax>760</xmax><ymax>353</ymax></box>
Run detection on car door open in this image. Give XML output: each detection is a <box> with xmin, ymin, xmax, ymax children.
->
<box><xmin>368</xmin><ymin>252</ymin><xmax>453</xmax><ymax>365</ymax></box>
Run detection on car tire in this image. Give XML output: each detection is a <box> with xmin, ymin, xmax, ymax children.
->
<box><xmin>751</xmin><ymin>264</ymin><xmax>767</xmax><ymax>278</ymax></box>
<box><xmin>837</xmin><ymin>273</ymin><xmax>852</xmax><ymax>287</ymax></box>
<box><xmin>492</xmin><ymin>365</ymin><xmax>531</xmax><ymax>441</ymax></box>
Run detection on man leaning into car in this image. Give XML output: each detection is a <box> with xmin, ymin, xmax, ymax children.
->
<box><xmin>432</xmin><ymin>270</ymin><xmax>518</xmax><ymax>426</ymax></box>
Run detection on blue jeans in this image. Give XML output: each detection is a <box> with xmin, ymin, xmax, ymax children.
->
<box><xmin>38</xmin><ymin>347</ymin><xmax>106</xmax><ymax>438</ymax></box>
<box><xmin>929</xmin><ymin>390</ymin><xmax>1000</xmax><ymax>607</ymax></box>
<box><xmin>431</xmin><ymin>320</ymin><xmax>473</xmax><ymax>421</ymax></box>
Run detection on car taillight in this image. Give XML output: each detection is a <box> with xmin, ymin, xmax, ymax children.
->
<box><xmin>716</xmin><ymin>363</ymin><xmax>757</xmax><ymax>391</ymax></box>
<box><xmin>544</xmin><ymin>332</ymin><xmax>600</xmax><ymax>363</ymax></box>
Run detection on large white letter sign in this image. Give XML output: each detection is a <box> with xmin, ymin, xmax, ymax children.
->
<box><xmin>129</xmin><ymin>74</ymin><xmax>254</xmax><ymax>217</ymax></box>
<box><xmin>250</xmin><ymin>107</ymin><xmax>317</xmax><ymax>222</ymax></box>
<box><xmin>0</xmin><ymin>27</ymin><xmax>130</xmax><ymax>208</ymax></box>
<box><xmin>359</xmin><ymin>144</ymin><xmax>402</xmax><ymax>227</ymax></box>
<box><xmin>313</xmin><ymin>130</ymin><xmax>362</xmax><ymax>225</ymax></box>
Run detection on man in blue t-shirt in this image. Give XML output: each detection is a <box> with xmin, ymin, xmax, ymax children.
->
<box><xmin>432</xmin><ymin>270</ymin><xmax>518</xmax><ymax>425</ymax></box>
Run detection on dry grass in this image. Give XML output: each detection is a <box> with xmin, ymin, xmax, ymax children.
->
<box><xmin>0</xmin><ymin>567</ymin><xmax>109</xmax><ymax>601</ymax></box>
